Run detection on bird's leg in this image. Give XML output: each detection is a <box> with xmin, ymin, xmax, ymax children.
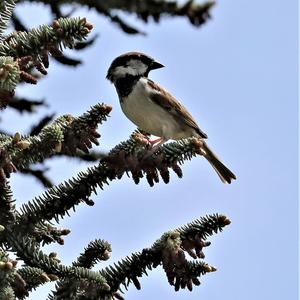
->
<box><xmin>149</xmin><ymin>137</ymin><xmax>164</xmax><ymax>146</ymax></box>
<box><xmin>142</xmin><ymin>138</ymin><xmax>168</xmax><ymax>159</ymax></box>
<box><xmin>151</xmin><ymin>138</ymin><xmax>167</xmax><ymax>149</ymax></box>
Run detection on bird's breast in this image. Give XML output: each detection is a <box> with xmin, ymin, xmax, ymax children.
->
<box><xmin>120</xmin><ymin>79</ymin><xmax>182</xmax><ymax>139</ymax></box>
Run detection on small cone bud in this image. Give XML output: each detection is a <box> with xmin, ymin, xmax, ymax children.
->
<box><xmin>16</xmin><ymin>140</ymin><xmax>31</xmax><ymax>149</ymax></box>
<box><xmin>13</xmin><ymin>132</ymin><xmax>21</xmax><ymax>143</ymax></box>
<box><xmin>40</xmin><ymin>273</ymin><xmax>51</xmax><ymax>282</ymax></box>
<box><xmin>47</xmin><ymin>274</ymin><xmax>59</xmax><ymax>281</ymax></box>
<box><xmin>5</xmin><ymin>261</ymin><xmax>13</xmax><ymax>269</ymax></box>
<box><xmin>55</xmin><ymin>141</ymin><xmax>62</xmax><ymax>153</ymax></box>
<box><xmin>103</xmin><ymin>104</ymin><xmax>112</xmax><ymax>113</ymax></box>
<box><xmin>102</xmin><ymin>282</ymin><xmax>111</xmax><ymax>291</ymax></box>
<box><xmin>12</xmin><ymin>260</ymin><xmax>18</xmax><ymax>267</ymax></box>
<box><xmin>103</xmin><ymin>249</ymin><xmax>111</xmax><ymax>260</ymax></box>
<box><xmin>52</xmin><ymin>20</ymin><xmax>60</xmax><ymax>29</ymax></box>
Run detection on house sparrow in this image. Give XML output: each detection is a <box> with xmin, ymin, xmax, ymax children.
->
<box><xmin>106</xmin><ymin>52</ymin><xmax>236</xmax><ymax>184</ymax></box>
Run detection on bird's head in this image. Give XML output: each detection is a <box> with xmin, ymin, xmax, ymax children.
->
<box><xmin>106</xmin><ymin>51</ymin><xmax>164</xmax><ymax>83</ymax></box>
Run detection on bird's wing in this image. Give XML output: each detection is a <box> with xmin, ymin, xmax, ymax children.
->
<box><xmin>146</xmin><ymin>79</ymin><xmax>207</xmax><ymax>138</ymax></box>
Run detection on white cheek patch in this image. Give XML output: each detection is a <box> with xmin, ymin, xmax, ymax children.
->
<box><xmin>113</xmin><ymin>59</ymin><xmax>148</xmax><ymax>78</ymax></box>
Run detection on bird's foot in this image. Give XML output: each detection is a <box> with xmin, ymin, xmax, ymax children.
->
<box><xmin>149</xmin><ymin>137</ymin><xmax>164</xmax><ymax>147</ymax></box>
<box><xmin>141</xmin><ymin>138</ymin><xmax>168</xmax><ymax>160</ymax></box>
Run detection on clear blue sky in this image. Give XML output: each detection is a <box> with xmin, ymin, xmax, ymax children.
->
<box><xmin>4</xmin><ymin>0</ymin><xmax>298</xmax><ymax>299</ymax></box>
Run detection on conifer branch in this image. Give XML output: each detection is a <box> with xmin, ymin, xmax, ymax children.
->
<box><xmin>17</xmin><ymin>163</ymin><xmax>108</xmax><ymax>225</ymax></box>
<box><xmin>1</xmin><ymin>126</ymin><xmax>64</xmax><ymax>171</ymax></box>
<box><xmin>0</xmin><ymin>88</ymin><xmax>14</xmax><ymax>109</ymax></box>
<box><xmin>6</xmin><ymin>234</ymin><xmax>110</xmax><ymax>292</ymax></box>
<box><xmin>0</xmin><ymin>0</ymin><xmax>16</xmax><ymax>41</ymax></box>
<box><xmin>50</xmin><ymin>239</ymin><xmax>112</xmax><ymax>299</ymax></box>
<box><xmin>0</xmin><ymin>148</ymin><xmax>17</xmax><ymax>181</ymax></box>
<box><xmin>0</xmin><ymin>103</ymin><xmax>111</xmax><ymax>183</ymax></box>
<box><xmin>75</xmin><ymin>239</ymin><xmax>112</xmax><ymax>269</ymax></box>
<box><xmin>0</xmin><ymin>56</ymin><xmax>20</xmax><ymax>91</ymax></box>
<box><xmin>19</xmin><ymin>0</ymin><xmax>215</xmax><ymax>32</ymax></box>
<box><xmin>0</xmin><ymin>250</ymin><xmax>17</xmax><ymax>300</ymax></box>
<box><xmin>66</xmin><ymin>150</ymin><xmax>107</xmax><ymax>162</ymax></box>
<box><xmin>0</xmin><ymin>103</ymin><xmax>110</xmax><ymax>184</ymax></box>
<box><xmin>101</xmin><ymin>214</ymin><xmax>230</xmax><ymax>291</ymax></box>
<box><xmin>0</xmin><ymin>17</ymin><xmax>93</xmax><ymax>58</ymax></box>
<box><xmin>11</xmin><ymin>12</ymin><xmax>27</xmax><ymax>32</ymax></box>
<box><xmin>0</xmin><ymin>286</ymin><xmax>15</xmax><ymax>300</ymax></box>
<box><xmin>7</xmin><ymin>96</ymin><xmax>46</xmax><ymax>114</ymax></box>
<box><xmin>90</xmin><ymin>0</ymin><xmax>216</xmax><ymax>27</ymax></box>
<box><xmin>0</xmin><ymin>17</ymin><xmax>93</xmax><ymax>93</ymax></box>
<box><xmin>54</xmin><ymin>103</ymin><xmax>112</xmax><ymax>155</ymax></box>
<box><xmin>14</xmin><ymin>266</ymin><xmax>56</xmax><ymax>298</ymax></box>
<box><xmin>0</xmin><ymin>182</ymin><xmax>16</xmax><ymax>235</ymax></box>
<box><xmin>82</xmin><ymin>214</ymin><xmax>230</xmax><ymax>298</ymax></box>
<box><xmin>17</xmin><ymin>133</ymin><xmax>206</xmax><ymax>228</ymax></box>
<box><xmin>29</xmin><ymin>114</ymin><xmax>55</xmax><ymax>136</ymax></box>
<box><xmin>31</xmin><ymin>223</ymin><xmax>71</xmax><ymax>246</ymax></box>
<box><xmin>47</xmin><ymin>214</ymin><xmax>229</xmax><ymax>300</ymax></box>
<box><xmin>53</xmin><ymin>54</ymin><xmax>82</xmax><ymax>66</ymax></box>
<box><xmin>21</xmin><ymin>167</ymin><xmax>53</xmax><ymax>188</ymax></box>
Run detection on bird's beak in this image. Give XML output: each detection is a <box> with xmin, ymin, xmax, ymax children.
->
<box><xmin>150</xmin><ymin>60</ymin><xmax>164</xmax><ymax>70</ymax></box>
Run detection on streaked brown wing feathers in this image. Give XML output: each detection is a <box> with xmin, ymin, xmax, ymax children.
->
<box><xmin>147</xmin><ymin>79</ymin><xmax>207</xmax><ymax>138</ymax></box>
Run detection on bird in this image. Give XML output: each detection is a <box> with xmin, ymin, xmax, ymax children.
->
<box><xmin>106</xmin><ymin>51</ymin><xmax>236</xmax><ymax>184</ymax></box>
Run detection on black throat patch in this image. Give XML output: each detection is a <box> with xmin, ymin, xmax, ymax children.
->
<box><xmin>115</xmin><ymin>75</ymin><xmax>141</xmax><ymax>99</ymax></box>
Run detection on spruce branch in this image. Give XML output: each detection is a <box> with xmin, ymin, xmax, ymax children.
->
<box><xmin>0</xmin><ymin>250</ymin><xmax>17</xmax><ymax>300</ymax></box>
<box><xmin>0</xmin><ymin>0</ymin><xmax>16</xmax><ymax>41</ymax></box>
<box><xmin>19</xmin><ymin>0</ymin><xmax>215</xmax><ymax>32</ymax></box>
<box><xmin>6</xmin><ymin>234</ymin><xmax>110</xmax><ymax>292</ymax></box>
<box><xmin>49</xmin><ymin>34</ymin><xmax>98</xmax><ymax>67</ymax></box>
<box><xmin>0</xmin><ymin>17</ymin><xmax>93</xmax><ymax>92</ymax></box>
<box><xmin>7</xmin><ymin>96</ymin><xmax>46</xmax><ymax>114</ymax></box>
<box><xmin>75</xmin><ymin>239</ymin><xmax>112</xmax><ymax>269</ymax></box>
<box><xmin>12</xmin><ymin>15</ymin><xmax>98</xmax><ymax>67</ymax></box>
<box><xmin>14</xmin><ymin>266</ymin><xmax>56</xmax><ymax>298</ymax></box>
<box><xmin>29</xmin><ymin>114</ymin><xmax>55</xmax><ymax>136</ymax></box>
<box><xmin>0</xmin><ymin>56</ymin><xmax>20</xmax><ymax>91</ymax></box>
<box><xmin>0</xmin><ymin>88</ymin><xmax>14</xmax><ymax>109</ymax></box>
<box><xmin>11</xmin><ymin>12</ymin><xmax>27</xmax><ymax>32</ymax></box>
<box><xmin>21</xmin><ymin>167</ymin><xmax>53</xmax><ymax>188</ymax></box>
<box><xmin>94</xmin><ymin>214</ymin><xmax>230</xmax><ymax>297</ymax></box>
<box><xmin>95</xmin><ymin>0</ymin><xmax>216</xmax><ymax>27</ymax></box>
<box><xmin>0</xmin><ymin>103</ymin><xmax>111</xmax><ymax>181</ymax></box>
<box><xmin>53</xmin><ymin>54</ymin><xmax>82</xmax><ymax>66</ymax></box>
<box><xmin>2</xmin><ymin>126</ymin><xmax>64</xmax><ymax>172</ymax></box>
<box><xmin>31</xmin><ymin>222</ymin><xmax>71</xmax><ymax>246</ymax></box>
<box><xmin>0</xmin><ymin>181</ymin><xmax>16</xmax><ymax>230</ymax></box>
<box><xmin>0</xmin><ymin>286</ymin><xmax>15</xmax><ymax>300</ymax></box>
<box><xmin>65</xmin><ymin>150</ymin><xmax>107</xmax><ymax>162</ymax></box>
<box><xmin>46</xmin><ymin>149</ymin><xmax>107</xmax><ymax>164</ymax></box>
<box><xmin>0</xmin><ymin>103</ymin><xmax>110</xmax><ymax>184</ymax></box>
<box><xmin>17</xmin><ymin>162</ymin><xmax>107</xmax><ymax>226</ymax></box>
<box><xmin>104</xmin><ymin>132</ymin><xmax>206</xmax><ymax>186</ymax></box>
<box><xmin>74</xmin><ymin>34</ymin><xmax>98</xmax><ymax>50</ymax></box>
<box><xmin>53</xmin><ymin>103</ymin><xmax>112</xmax><ymax>155</ymax></box>
<box><xmin>0</xmin><ymin>17</ymin><xmax>93</xmax><ymax>58</ymax></box>
<box><xmin>17</xmin><ymin>132</ymin><xmax>206</xmax><ymax>228</ymax></box>
<box><xmin>50</xmin><ymin>239</ymin><xmax>112</xmax><ymax>299</ymax></box>
<box><xmin>0</xmin><ymin>148</ymin><xmax>17</xmax><ymax>181</ymax></box>
<box><xmin>48</xmin><ymin>214</ymin><xmax>229</xmax><ymax>300</ymax></box>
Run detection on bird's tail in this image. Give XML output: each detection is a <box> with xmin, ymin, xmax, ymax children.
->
<box><xmin>201</xmin><ymin>142</ymin><xmax>236</xmax><ymax>184</ymax></box>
